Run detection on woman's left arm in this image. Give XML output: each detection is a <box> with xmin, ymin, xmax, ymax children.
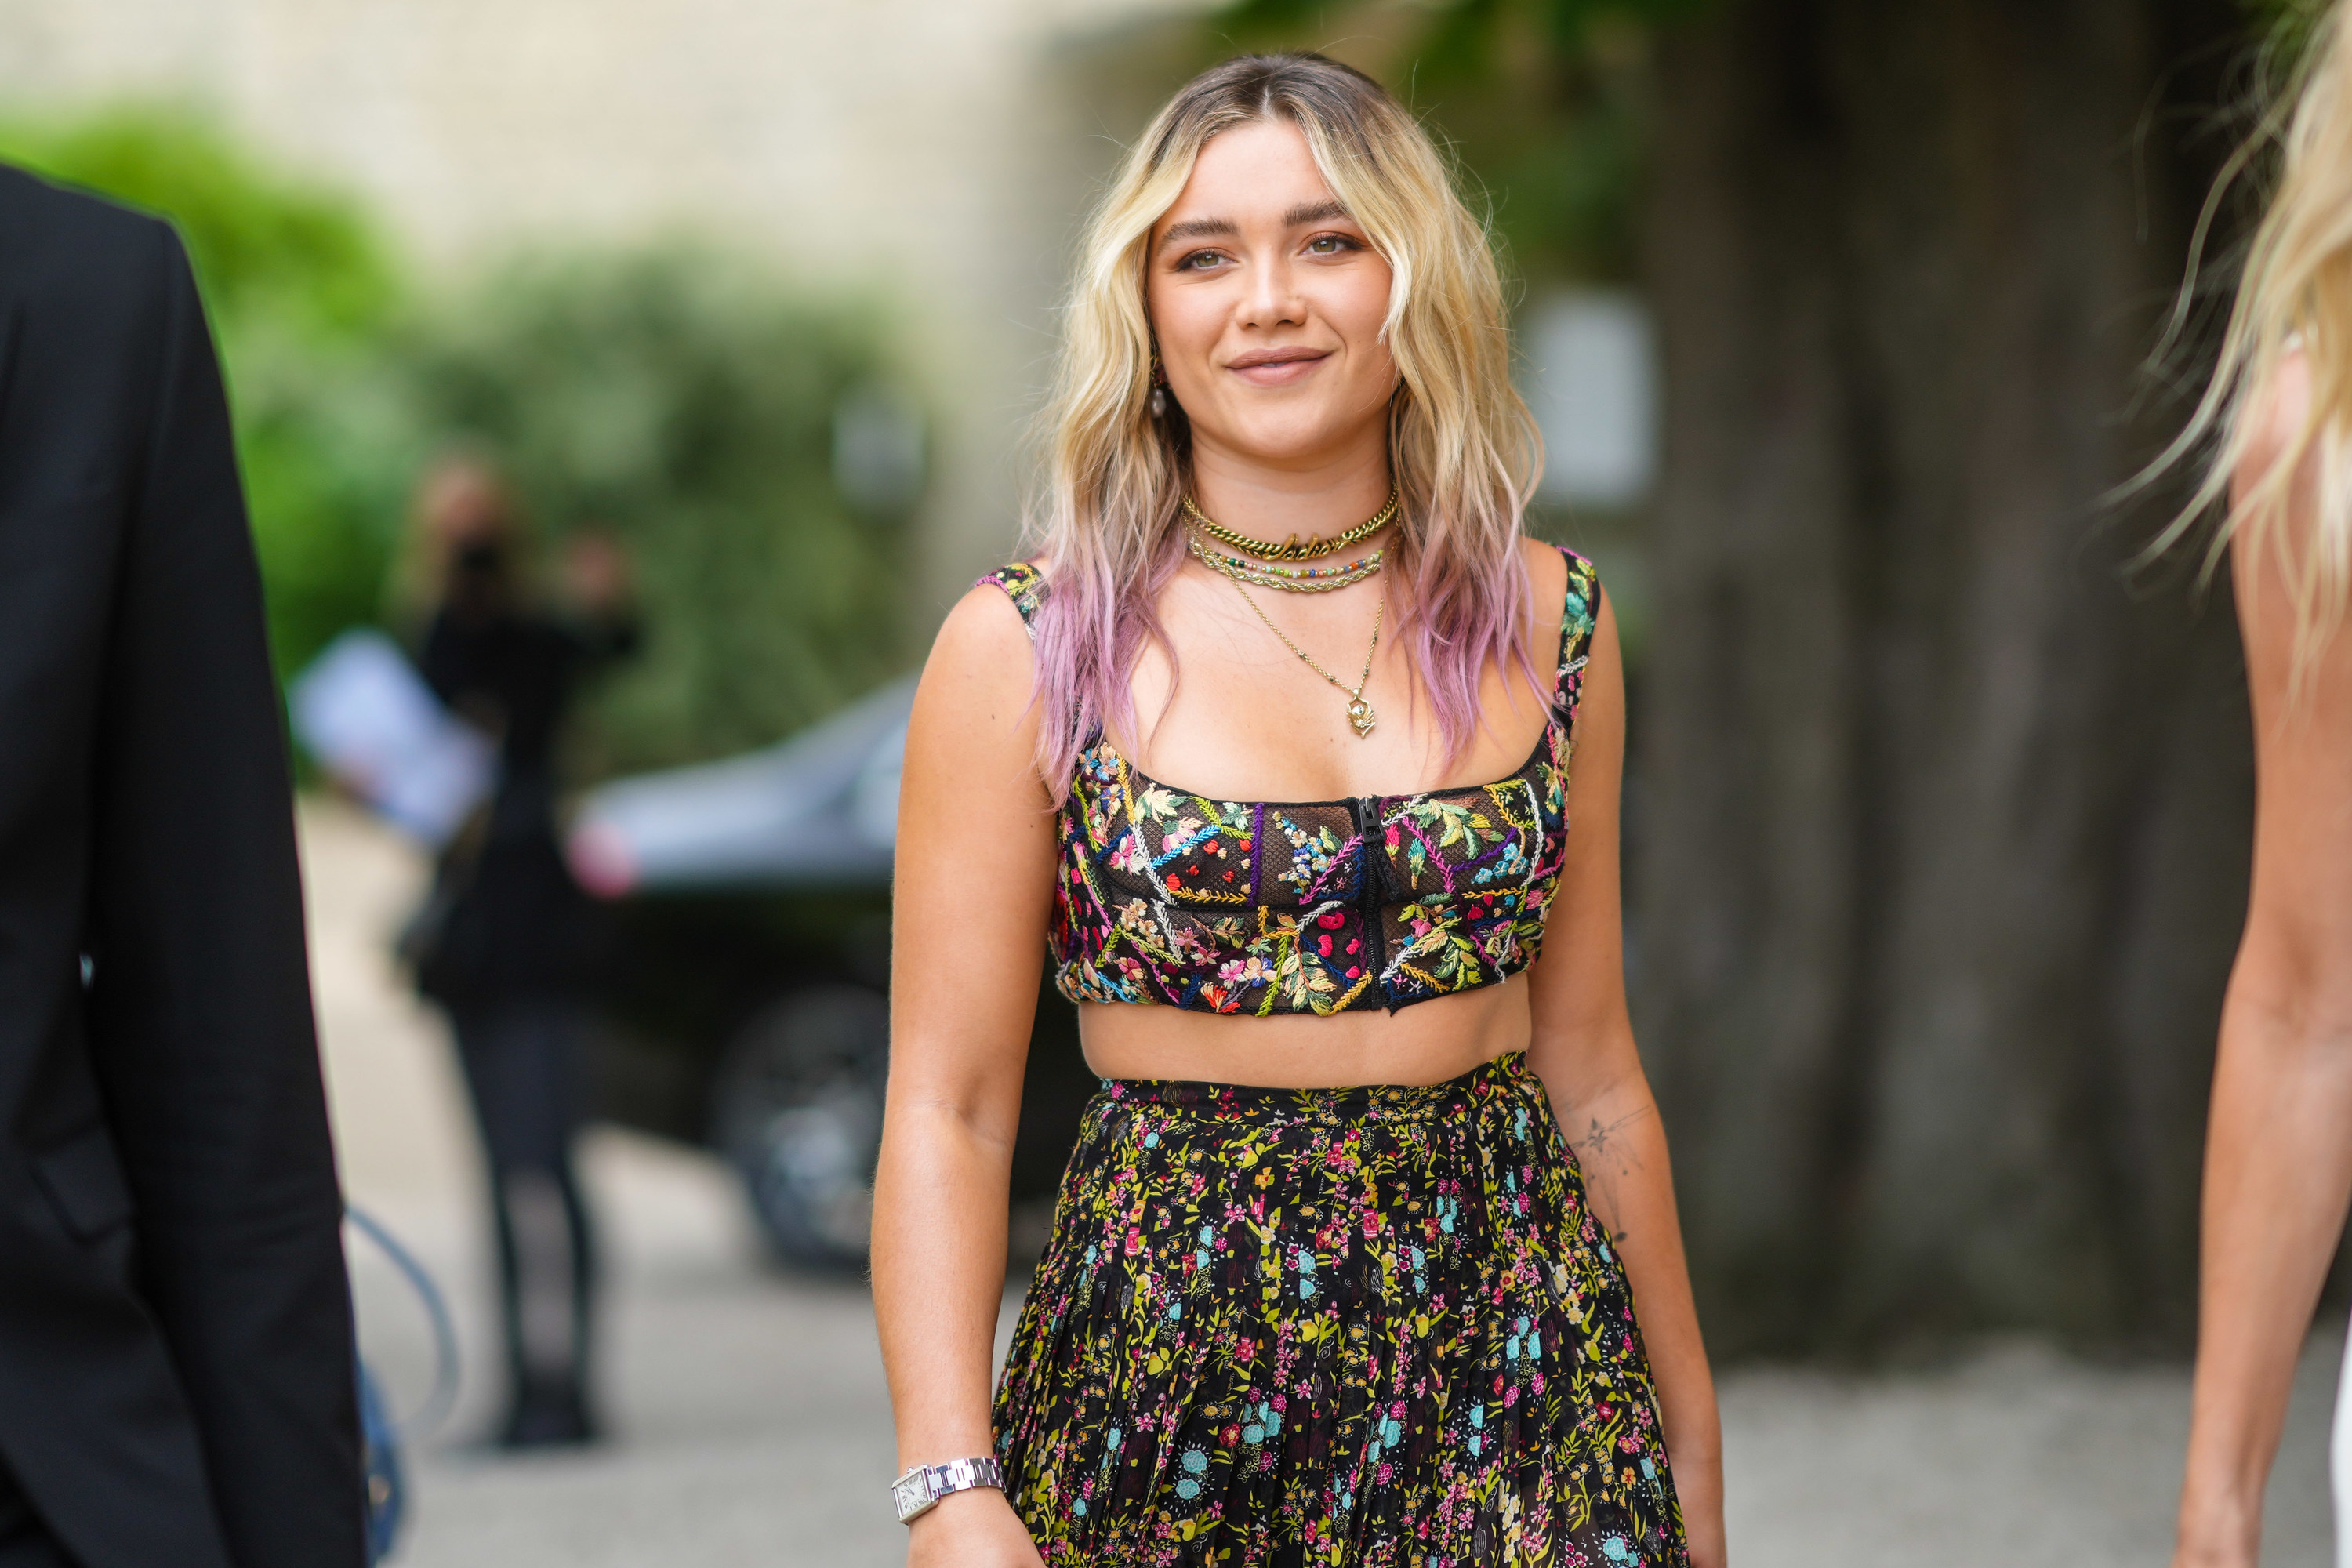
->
<box><xmin>1524</xmin><ymin>587</ymin><xmax>1725</xmax><ymax>1568</ymax></box>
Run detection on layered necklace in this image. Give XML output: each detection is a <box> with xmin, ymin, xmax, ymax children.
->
<box><xmin>1184</xmin><ymin>486</ymin><xmax>1396</xmax><ymax>739</ymax></box>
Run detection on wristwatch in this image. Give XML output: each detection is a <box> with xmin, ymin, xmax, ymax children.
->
<box><xmin>891</xmin><ymin>1456</ymin><xmax>1006</xmax><ymax>1523</ymax></box>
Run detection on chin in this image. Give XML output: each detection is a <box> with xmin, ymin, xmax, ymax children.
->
<box><xmin>1212</xmin><ymin>407</ymin><xmax>1369</xmax><ymax>465</ymax></box>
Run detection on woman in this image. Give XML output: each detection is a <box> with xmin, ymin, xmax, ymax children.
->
<box><xmin>872</xmin><ymin>53</ymin><xmax>1722</xmax><ymax>1568</ymax></box>
<box><xmin>406</xmin><ymin>457</ymin><xmax>637</xmax><ymax>1449</ymax></box>
<box><xmin>2169</xmin><ymin>9</ymin><xmax>2352</xmax><ymax>1566</ymax></box>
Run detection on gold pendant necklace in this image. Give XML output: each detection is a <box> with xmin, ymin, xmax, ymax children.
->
<box><xmin>1182</xmin><ymin>486</ymin><xmax>1399</xmax><ymax>562</ymax></box>
<box><xmin>1224</xmin><ymin>575</ymin><xmax>1384</xmax><ymax>739</ymax></box>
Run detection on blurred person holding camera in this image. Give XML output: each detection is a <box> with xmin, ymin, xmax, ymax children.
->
<box><xmin>2165</xmin><ymin>8</ymin><xmax>2352</xmax><ymax>1566</ymax></box>
<box><xmin>405</xmin><ymin>457</ymin><xmax>637</xmax><ymax>1450</ymax></box>
<box><xmin>872</xmin><ymin>53</ymin><xmax>1719</xmax><ymax>1568</ymax></box>
<box><xmin>0</xmin><ymin>165</ymin><xmax>365</xmax><ymax>1565</ymax></box>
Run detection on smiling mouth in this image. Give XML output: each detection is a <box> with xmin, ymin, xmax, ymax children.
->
<box><xmin>1227</xmin><ymin>348</ymin><xmax>1329</xmax><ymax>369</ymax></box>
<box><xmin>1225</xmin><ymin>348</ymin><xmax>1330</xmax><ymax>384</ymax></box>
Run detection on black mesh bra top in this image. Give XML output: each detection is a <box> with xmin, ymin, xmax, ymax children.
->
<box><xmin>982</xmin><ymin>546</ymin><xmax>1599</xmax><ymax>1015</ymax></box>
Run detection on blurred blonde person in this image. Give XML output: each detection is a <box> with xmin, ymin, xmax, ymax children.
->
<box><xmin>2164</xmin><ymin>9</ymin><xmax>2352</xmax><ymax>1564</ymax></box>
<box><xmin>870</xmin><ymin>53</ymin><xmax>1719</xmax><ymax>1568</ymax></box>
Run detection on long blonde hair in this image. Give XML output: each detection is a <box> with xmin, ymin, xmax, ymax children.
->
<box><xmin>1023</xmin><ymin>53</ymin><xmax>1541</xmax><ymax>788</ymax></box>
<box><xmin>2150</xmin><ymin>4</ymin><xmax>2352</xmax><ymax>675</ymax></box>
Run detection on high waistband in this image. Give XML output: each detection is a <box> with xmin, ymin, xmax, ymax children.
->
<box><xmin>1094</xmin><ymin>1050</ymin><xmax>1534</xmax><ymax>1127</ymax></box>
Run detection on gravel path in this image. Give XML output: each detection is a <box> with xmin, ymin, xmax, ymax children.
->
<box><xmin>301</xmin><ymin>797</ymin><xmax>2338</xmax><ymax>1566</ymax></box>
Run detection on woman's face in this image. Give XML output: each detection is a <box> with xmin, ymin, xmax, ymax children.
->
<box><xmin>1145</xmin><ymin>118</ymin><xmax>1397</xmax><ymax>473</ymax></box>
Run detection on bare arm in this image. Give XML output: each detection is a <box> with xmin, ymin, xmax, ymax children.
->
<box><xmin>870</xmin><ymin>586</ymin><xmax>1057</xmax><ymax>1567</ymax></box>
<box><xmin>2176</xmin><ymin>355</ymin><xmax>2352</xmax><ymax>1568</ymax></box>
<box><xmin>1524</xmin><ymin>592</ymin><xmax>1726</xmax><ymax>1568</ymax></box>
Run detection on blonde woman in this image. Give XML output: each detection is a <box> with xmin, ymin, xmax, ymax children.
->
<box><xmin>870</xmin><ymin>53</ymin><xmax>1719</xmax><ymax>1568</ymax></box>
<box><xmin>2169</xmin><ymin>9</ymin><xmax>2352</xmax><ymax>1566</ymax></box>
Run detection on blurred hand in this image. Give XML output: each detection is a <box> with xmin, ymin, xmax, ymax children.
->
<box><xmin>1678</xmin><ymin>1470</ymin><xmax>1726</xmax><ymax>1568</ymax></box>
<box><xmin>904</xmin><ymin>1488</ymin><xmax>1044</xmax><ymax>1568</ymax></box>
<box><xmin>2171</xmin><ymin>1494</ymin><xmax>2259</xmax><ymax>1568</ymax></box>
<box><xmin>1686</xmin><ymin>1513</ymin><xmax>1727</xmax><ymax>1568</ymax></box>
<box><xmin>562</xmin><ymin>531</ymin><xmax>631</xmax><ymax>612</ymax></box>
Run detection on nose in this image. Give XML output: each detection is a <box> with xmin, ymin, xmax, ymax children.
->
<box><xmin>1238</xmin><ymin>249</ymin><xmax>1305</xmax><ymax>332</ymax></box>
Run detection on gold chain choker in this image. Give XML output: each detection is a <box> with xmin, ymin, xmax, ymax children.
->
<box><xmin>1181</xmin><ymin>486</ymin><xmax>1399</xmax><ymax>561</ymax></box>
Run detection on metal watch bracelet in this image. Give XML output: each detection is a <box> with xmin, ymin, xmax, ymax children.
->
<box><xmin>891</xmin><ymin>1456</ymin><xmax>1005</xmax><ymax>1523</ymax></box>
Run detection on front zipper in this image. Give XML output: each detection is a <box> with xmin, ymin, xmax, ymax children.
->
<box><xmin>1353</xmin><ymin>795</ymin><xmax>1389</xmax><ymax>1004</ymax></box>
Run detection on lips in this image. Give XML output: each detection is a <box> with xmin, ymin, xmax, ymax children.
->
<box><xmin>1225</xmin><ymin>347</ymin><xmax>1331</xmax><ymax>387</ymax></box>
<box><xmin>1226</xmin><ymin>347</ymin><xmax>1330</xmax><ymax>369</ymax></box>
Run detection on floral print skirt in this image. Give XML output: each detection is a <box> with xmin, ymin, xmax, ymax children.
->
<box><xmin>992</xmin><ymin>1051</ymin><xmax>1688</xmax><ymax>1567</ymax></box>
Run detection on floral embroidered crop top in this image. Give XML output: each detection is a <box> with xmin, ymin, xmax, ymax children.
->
<box><xmin>981</xmin><ymin>546</ymin><xmax>1598</xmax><ymax>1016</ymax></box>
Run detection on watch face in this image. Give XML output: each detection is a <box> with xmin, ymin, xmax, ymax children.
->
<box><xmin>892</xmin><ymin>1473</ymin><xmax>935</xmax><ymax>1523</ymax></box>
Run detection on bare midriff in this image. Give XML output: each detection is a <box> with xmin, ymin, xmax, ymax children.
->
<box><xmin>1076</xmin><ymin>971</ymin><xmax>1532</xmax><ymax>1089</ymax></box>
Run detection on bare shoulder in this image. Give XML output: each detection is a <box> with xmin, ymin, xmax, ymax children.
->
<box><xmin>908</xmin><ymin>574</ymin><xmax>1047</xmax><ymax>784</ymax></box>
<box><xmin>1516</xmin><ymin>534</ymin><xmax>1575</xmax><ymax>606</ymax></box>
<box><xmin>2230</xmin><ymin>345</ymin><xmax>2328</xmax><ymax>630</ymax></box>
<box><xmin>2235</xmin><ymin>343</ymin><xmax>2315</xmax><ymax>499</ymax></box>
<box><xmin>930</xmin><ymin>575</ymin><xmax>1038</xmax><ymax>670</ymax></box>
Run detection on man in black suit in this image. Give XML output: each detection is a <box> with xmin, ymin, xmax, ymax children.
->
<box><xmin>0</xmin><ymin>165</ymin><xmax>365</xmax><ymax>1565</ymax></box>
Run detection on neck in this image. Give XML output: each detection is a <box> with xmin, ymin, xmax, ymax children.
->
<box><xmin>1185</xmin><ymin>435</ymin><xmax>1392</xmax><ymax>550</ymax></box>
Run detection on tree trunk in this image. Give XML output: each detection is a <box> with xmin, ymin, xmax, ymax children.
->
<box><xmin>1633</xmin><ymin>0</ymin><xmax>2257</xmax><ymax>1356</ymax></box>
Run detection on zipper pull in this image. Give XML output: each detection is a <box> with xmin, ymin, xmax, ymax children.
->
<box><xmin>1356</xmin><ymin>797</ymin><xmax>1391</xmax><ymax>903</ymax></box>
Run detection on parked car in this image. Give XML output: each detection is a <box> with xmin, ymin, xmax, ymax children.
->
<box><xmin>565</xmin><ymin>679</ymin><xmax>1093</xmax><ymax>1268</ymax></box>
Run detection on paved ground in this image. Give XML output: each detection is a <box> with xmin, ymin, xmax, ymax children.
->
<box><xmin>302</xmin><ymin>797</ymin><xmax>2339</xmax><ymax>1566</ymax></box>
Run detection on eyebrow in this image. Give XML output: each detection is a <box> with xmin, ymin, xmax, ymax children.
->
<box><xmin>1157</xmin><ymin>215</ymin><xmax>1238</xmax><ymax>252</ymax></box>
<box><xmin>1154</xmin><ymin>200</ymin><xmax>1356</xmax><ymax>255</ymax></box>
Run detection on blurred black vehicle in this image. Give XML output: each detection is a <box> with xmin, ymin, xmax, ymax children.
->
<box><xmin>566</xmin><ymin>679</ymin><xmax>1093</xmax><ymax>1268</ymax></box>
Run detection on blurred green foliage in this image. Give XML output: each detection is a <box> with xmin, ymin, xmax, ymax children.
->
<box><xmin>0</xmin><ymin>106</ymin><xmax>912</xmax><ymax>777</ymax></box>
<box><xmin>401</xmin><ymin>254</ymin><xmax>911</xmax><ymax>775</ymax></box>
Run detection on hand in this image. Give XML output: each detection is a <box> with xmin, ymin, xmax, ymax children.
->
<box><xmin>905</xmin><ymin>1486</ymin><xmax>1044</xmax><ymax>1568</ymax></box>
<box><xmin>1671</xmin><ymin>1443</ymin><xmax>1727</xmax><ymax>1568</ymax></box>
<box><xmin>2172</xmin><ymin>1490</ymin><xmax>2259</xmax><ymax>1568</ymax></box>
<box><xmin>1682</xmin><ymin>1509</ymin><xmax>1728</xmax><ymax>1568</ymax></box>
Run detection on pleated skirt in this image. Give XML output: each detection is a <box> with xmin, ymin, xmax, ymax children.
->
<box><xmin>991</xmin><ymin>1051</ymin><xmax>1689</xmax><ymax>1568</ymax></box>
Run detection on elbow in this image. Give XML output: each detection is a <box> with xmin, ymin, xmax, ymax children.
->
<box><xmin>2221</xmin><ymin>958</ymin><xmax>2352</xmax><ymax>1073</ymax></box>
<box><xmin>881</xmin><ymin>1090</ymin><xmax>1022</xmax><ymax>1167</ymax></box>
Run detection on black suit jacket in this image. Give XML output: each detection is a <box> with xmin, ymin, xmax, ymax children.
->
<box><xmin>0</xmin><ymin>165</ymin><xmax>365</xmax><ymax>1566</ymax></box>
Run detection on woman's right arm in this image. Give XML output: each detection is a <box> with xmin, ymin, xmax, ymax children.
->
<box><xmin>2176</xmin><ymin>358</ymin><xmax>2352</xmax><ymax>1568</ymax></box>
<box><xmin>870</xmin><ymin>584</ymin><xmax>1058</xmax><ymax>1568</ymax></box>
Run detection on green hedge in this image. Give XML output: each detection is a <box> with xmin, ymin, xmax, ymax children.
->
<box><xmin>399</xmin><ymin>252</ymin><xmax>915</xmax><ymax>775</ymax></box>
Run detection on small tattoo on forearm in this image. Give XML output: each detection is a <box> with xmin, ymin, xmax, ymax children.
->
<box><xmin>1570</xmin><ymin>1108</ymin><xmax>1650</xmax><ymax>1175</ymax></box>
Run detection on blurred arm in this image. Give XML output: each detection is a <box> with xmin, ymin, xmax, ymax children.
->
<box><xmin>1524</xmin><ymin>591</ymin><xmax>1725</xmax><ymax>1568</ymax></box>
<box><xmin>2177</xmin><ymin>354</ymin><xmax>2352</xmax><ymax>1568</ymax></box>
<box><xmin>82</xmin><ymin>227</ymin><xmax>365</xmax><ymax>1568</ymax></box>
<box><xmin>869</xmin><ymin>584</ymin><xmax>1057</xmax><ymax>1568</ymax></box>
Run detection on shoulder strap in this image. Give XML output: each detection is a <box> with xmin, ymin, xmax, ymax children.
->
<box><xmin>978</xmin><ymin>562</ymin><xmax>1049</xmax><ymax>639</ymax></box>
<box><xmin>1553</xmin><ymin>546</ymin><xmax>1599</xmax><ymax>717</ymax></box>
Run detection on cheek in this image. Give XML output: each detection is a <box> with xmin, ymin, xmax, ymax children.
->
<box><xmin>1146</xmin><ymin>283</ymin><xmax>1221</xmax><ymax>371</ymax></box>
<box><xmin>1327</xmin><ymin>268</ymin><xmax>1396</xmax><ymax>383</ymax></box>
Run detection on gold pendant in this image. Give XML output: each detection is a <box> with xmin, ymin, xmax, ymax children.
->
<box><xmin>1347</xmin><ymin>696</ymin><xmax>1377</xmax><ymax>738</ymax></box>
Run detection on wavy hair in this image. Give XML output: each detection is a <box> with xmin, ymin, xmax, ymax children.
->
<box><xmin>2143</xmin><ymin>5</ymin><xmax>2352</xmax><ymax>681</ymax></box>
<box><xmin>1022</xmin><ymin>52</ymin><xmax>1541</xmax><ymax>789</ymax></box>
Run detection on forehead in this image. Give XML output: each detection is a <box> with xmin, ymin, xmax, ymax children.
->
<box><xmin>1156</xmin><ymin>118</ymin><xmax>1339</xmax><ymax>229</ymax></box>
